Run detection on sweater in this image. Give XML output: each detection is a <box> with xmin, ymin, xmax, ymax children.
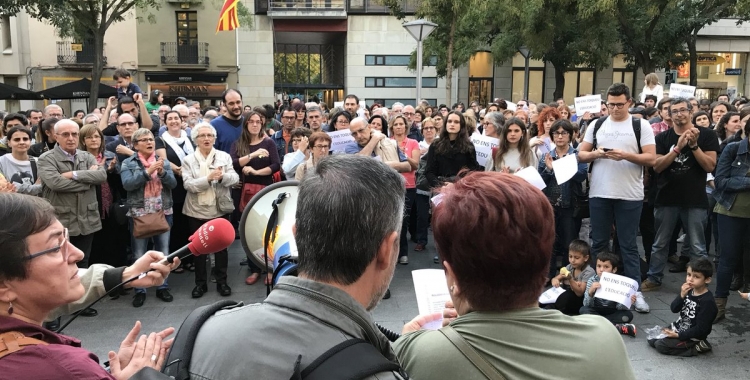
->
<box><xmin>211</xmin><ymin>115</ymin><xmax>244</xmax><ymax>154</ymax></box>
<box><xmin>670</xmin><ymin>290</ymin><xmax>717</xmax><ymax>341</ymax></box>
<box><xmin>230</xmin><ymin>138</ymin><xmax>280</xmax><ymax>186</ymax></box>
<box><xmin>423</xmin><ymin>140</ymin><xmax>482</xmax><ymax>188</ymax></box>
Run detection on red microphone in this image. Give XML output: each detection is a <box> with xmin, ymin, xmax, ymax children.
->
<box><xmin>163</xmin><ymin>218</ymin><xmax>235</xmax><ymax>263</ymax></box>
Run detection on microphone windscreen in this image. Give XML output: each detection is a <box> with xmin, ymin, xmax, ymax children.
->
<box><xmin>188</xmin><ymin>218</ymin><xmax>235</xmax><ymax>255</ymax></box>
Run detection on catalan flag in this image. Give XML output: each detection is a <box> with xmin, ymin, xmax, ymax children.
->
<box><xmin>216</xmin><ymin>0</ymin><xmax>240</xmax><ymax>33</ymax></box>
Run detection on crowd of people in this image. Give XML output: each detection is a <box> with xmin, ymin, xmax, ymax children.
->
<box><xmin>0</xmin><ymin>70</ymin><xmax>749</xmax><ymax>378</ymax></box>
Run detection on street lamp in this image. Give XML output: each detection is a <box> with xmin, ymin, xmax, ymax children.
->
<box><xmin>518</xmin><ymin>45</ymin><xmax>531</xmax><ymax>101</ymax></box>
<box><xmin>403</xmin><ymin>19</ymin><xmax>437</xmax><ymax>106</ymax></box>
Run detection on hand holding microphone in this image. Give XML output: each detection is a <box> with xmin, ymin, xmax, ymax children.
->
<box><xmin>122</xmin><ymin>251</ymin><xmax>181</xmax><ymax>289</ymax></box>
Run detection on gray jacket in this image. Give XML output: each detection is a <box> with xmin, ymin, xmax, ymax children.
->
<box><xmin>38</xmin><ymin>146</ymin><xmax>106</xmax><ymax>236</ymax></box>
<box><xmin>189</xmin><ymin>276</ymin><xmax>405</xmax><ymax>379</ymax></box>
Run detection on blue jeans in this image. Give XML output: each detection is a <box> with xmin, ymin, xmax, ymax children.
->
<box><xmin>647</xmin><ymin>207</ymin><xmax>707</xmax><ymax>284</ymax></box>
<box><xmin>589</xmin><ymin>198</ymin><xmax>642</xmax><ymax>286</ymax></box>
<box><xmin>131</xmin><ymin>214</ymin><xmax>173</xmax><ymax>293</ymax></box>
<box><xmin>715</xmin><ymin>214</ymin><xmax>750</xmax><ymax>298</ymax></box>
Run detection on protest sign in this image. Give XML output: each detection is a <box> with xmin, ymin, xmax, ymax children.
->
<box><xmin>471</xmin><ymin>135</ymin><xmax>500</xmax><ymax>167</ymax></box>
<box><xmin>515</xmin><ymin>167</ymin><xmax>546</xmax><ymax>190</ymax></box>
<box><xmin>574</xmin><ymin>95</ymin><xmax>602</xmax><ymax>116</ymax></box>
<box><xmin>539</xmin><ymin>287</ymin><xmax>566</xmax><ymax>304</ymax></box>
<box><xmin>669</xmin><ymin>83</ymin><xmax>696</xmax><ymax>99</ymax></box>
<box><xmin>333</xmin><ymin>101</ymin><xmax>344</xmax><ymax>109</ymax></box>
<box><xmin>327</xmin><ymin>130</ymin><xmax>355</xmax><ymax>154</ymax></box>
<box><xmin>594</xmin><ymin>272</ymin><xmax>639</xmax><ymax>309</ymax></box>
<box><xmin>551</xmin><ymin>154</ymin><xmax>579</xmax><ymax>184</ymax></box>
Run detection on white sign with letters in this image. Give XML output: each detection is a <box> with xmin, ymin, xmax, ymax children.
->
<box><xmin>471</xmin><ymin>135</ymin><xmax>500</xmax><ymax>167</ymax></box>
<box><xmin>327</xmin><ymin>130</ymin><xmax>355</xmax><ymax>154</ymax></box>
<box><xmin>574</xmin><ymin>95</ymin><xmax>602</xmax><ymax>116</ymax></box>
<box><xmin>669</xmin><ymin>83</ymin><xmax>696</xmax><ymax>99</ymax></box>
<box><xmin>594</xmin><ymin>272</ymin><xmax>639</xmax><ymax>309</ymax></box>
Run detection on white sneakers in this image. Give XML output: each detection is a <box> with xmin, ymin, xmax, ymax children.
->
<box><xmin>634</xmin><ymin>291</ymin><xmax>650</xmax><ymax>313</ymax></box>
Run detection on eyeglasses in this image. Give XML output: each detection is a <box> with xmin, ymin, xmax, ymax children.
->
<box><xmin>552</xmin><ymin>131</ymin><xmax>570</xmax><ymax>137</ymax></box>
<box><xmin>670</xmin><ymin>108</ymin><xmax>690</xmax><ymax>115</ymax></box>
<box><xmin>337</xmin><ymin>119</ymin><xmax>350</xmax><ymax>125</ymax></box>
<box><xmin>313</xmin><ymin>145</ymin><xmax>330</xmax><ymax>150</ymax></box>
<box><xmin>482</xmin><ymin>122</ymin><xmax>492</xmax><ymax>126</ymax></box>
<box><xmin>47</xmin><ymin>113</ymin><xmax>63</xmax><ymax>118</ymax></box>
<box><xmin>607</xmin><ymin>103</ymin><xmax>627</xmax><ymax>109</ymax></box>
<box><xmin>24</xmin><ymin>228</ymin><xmax>69</xmax><ymax>261</ymax></box>
<box><xmin>422</xmin><ymin>127</ymin><xmax>436</xmax><ymax>131</ymax></box>
<box><xmin>403</xmin><ymin>112</ymin><xmax>415</xmax><ymax>116</ymax></box>
<box><xmin>136</xmin><ymin>138</ymin><xmax>155</xmax><ymax>143</ymax></box>
<box><xmin>196</xmin><ymin>134</ymin><xmax>214</xmax><ymax>139</ymax></box>
<box><xmin>56</xmin><ymin>132</ymin><xmax>79</xmax><ymax>138</ymax></box>
<box><xmin>118</xmin><ymin>122</ymin><xmax>137</xmax><ymax>127</ymax></box>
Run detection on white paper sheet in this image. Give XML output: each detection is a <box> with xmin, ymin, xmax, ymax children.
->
<box><xmin>326</xmin><ymin>130</ymin><xmax>356</xmax><ymax>154</ymax></box>
<box><xmin>551</xmin><ymin>154</ymin><xmax>579</xmax><ymax>185</ymax></box>
<box><xmin>669</xmin><ymin>83</ymin><xmax>696</xmax><ymax>99</ymax></box>
<box><xmin>515</xmin><ymin>166</ymin><xmax>546</xmax><ymax>190</ymax></box>
<box><xmin>538</xmin><ymin>287</ymin><xmax>566</xmax><ymax>304</ymax></box>
<box><xmin>412</xmin><ymin>269</ymin><xmax>451</xmax><ymax>330</ymax></box>
<box><xmin>594</xmin><ymin>272</ymin><xmax>639</xmax><ymax>309</ymax></box>
<box><xmin>471</xmin><ymin>135</ymin><xmax>500</xmax><ymax>167</ymax></box>
<box><xmin>574</xmin><ymin>95</ymin><xmax>602</xmax><ymax>116</ymax></box>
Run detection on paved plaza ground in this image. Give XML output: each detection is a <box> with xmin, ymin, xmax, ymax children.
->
<box><xmin>63</xmin><ymin>237</ymin><xmax>750</xmax><ymax>379</ymax></box>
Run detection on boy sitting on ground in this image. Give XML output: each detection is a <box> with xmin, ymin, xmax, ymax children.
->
<box><xmin>580</xmin><ymin>251</ymin><xmax>637</xmax><ymax>337</ymax></box>
<box><xmin>648</xmin><ymin>257</ymin><xmax>717</xmax><ymax>357</ymax></box>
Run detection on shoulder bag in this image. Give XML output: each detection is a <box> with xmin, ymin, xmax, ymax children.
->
<box><xmin>439</xmin><ymin>326</ymin><xmax>506</xmax><ymax>380</ymax></box>
<box><xmin>133</xmin><ymin>209</ymin><xmax>170</xmax><ymax>239</ymax></box>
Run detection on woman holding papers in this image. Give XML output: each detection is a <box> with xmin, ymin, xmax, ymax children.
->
<box><xmin>529</xmin><ymin>106</ymin><xmax>560</xmax><ymax>158</ymax></box>
<box><xmin>537</xmin><ymin>120</ymin><xmax>588</xmax><ymax>279</ymax></box>
<box><xmin>393</xmin><ymin>172</ymin><xmax>636</xmax><ymax>380</ymax></box>
<box><xmin>485</xmin><ymin>117</ymin><xmax>537</xmax><ymax>173</ymax></box>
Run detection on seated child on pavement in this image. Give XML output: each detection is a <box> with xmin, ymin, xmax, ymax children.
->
<box><xmin>580</xmin><ymin>251</ymin><xmax>637</xmax><ymax>337</ymax></box>
<box><xmin>647</xmin><ymin>257</ymin><xmax>717</xmax><ymax>357</ymax></box>
<box><xmin>548</xmin><ymin>240</ymin><xmax>595</xmax><ymax>316</ymax></box>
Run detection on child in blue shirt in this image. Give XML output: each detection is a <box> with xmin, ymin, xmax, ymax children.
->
<box><xmin>114</xmin><ymin>69</ymin><xmax>142</xmax><ymax>100</ymax></box>
<box><xmin>580</xmin><ymin>251</ymin><xmax>637</xmax><ymax>337</ymax></box>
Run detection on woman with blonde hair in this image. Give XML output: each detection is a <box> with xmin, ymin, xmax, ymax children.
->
<box><xmin>640</xmin><ymin>73</ymin><xmax>664</xmax><ymax>104</ymax></box>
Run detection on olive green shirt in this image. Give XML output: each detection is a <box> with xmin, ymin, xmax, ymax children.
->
<box><xmin>394</xmin><ymin>308</ymin><xmax>636</xmax><ymax>380</ymax></box>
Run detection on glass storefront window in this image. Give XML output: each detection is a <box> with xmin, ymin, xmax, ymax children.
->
<box><xmin>512</xmin><ymin>69</ymin><xmax>544</xmax><ymax>103</ymax></box>
<box><xmin>562</xmin><ymin>70</ymin><xmax>595</xmax><ymax>104</ymax></box>
<box><xmin>679</xmin><ymin>52</ymin><xmax>747</xmax><ymax>100</ymax></box>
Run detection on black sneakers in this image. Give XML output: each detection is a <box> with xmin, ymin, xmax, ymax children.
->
<box><xmin>615</xmin><ymin>323</ymin><xmax>637</xmax><ymax>337</ymax></box>
<box><xmin>695</xmin><ymin>340</ymin><xmax>712</xmax><ymax>353</ymax></box>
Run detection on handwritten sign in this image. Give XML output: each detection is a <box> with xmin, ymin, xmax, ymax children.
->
<box><xmin>574</xmin><ymin>95</ymin><xmax>602</xmax><ymax>117</ymax></box>
<box><xmin>471</xmin><ymin>135</ymin><xmax>500</xmax><ymax>167</ymax></box>
<box><xmin>594</xmin><ymin>272</ymin><xmax>639</xmax><ymax>309</ymax></box>
<box><xmin>327</xmin><ymin>130</ymin><xmax>355</xmax><ymax>154</ymax></box>
<box><xmin>669</xmin><ymin>83</ymin><xmax>696</xmax><ymax>99</ymax></box>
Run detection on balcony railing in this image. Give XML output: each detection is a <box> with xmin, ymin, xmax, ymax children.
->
<box><xmin>56</xmin><ymin>41</ymin><xmax>107</xmax><ymax>67</ymax></box>
<box><xmin>256</xmin><ymin>0</ymin><xmax>417</xmax><ymax>14</ymax></box>
<box><xmin>160</xmin><ymin>42</ymin><xmax>209</xmax><ymax>66</ymax></box>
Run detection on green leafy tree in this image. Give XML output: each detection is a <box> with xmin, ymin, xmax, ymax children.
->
<box><xmin>381</xmin><ymin>0</ymin><xmax>489</xmax><ymax>105</ymax></box>
<box><xmin>488</xmin><ymin>0</ymin><xmax>619</xmax><ymax>100</ymax></box>
<box><xmin>0</xmin><ymin>0</ymin><xmax>160</xmax><ymax>108</ymax></box>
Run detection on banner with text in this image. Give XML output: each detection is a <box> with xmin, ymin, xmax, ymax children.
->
<box><xmin>471</xmin><ymin>135</ymin><xmax>500</xmax><ymax>167</ymax></box>
<box><xmin>669</xmin><ymin>83</ymin><xmax>696</xmax><ymax>99</ymax></box>
<box><xmin>574</xmin><ymin>95</ymin><xmax>602</xmax><ymax>117</ymax></box>
<box><xmin>594</xmin><ymin>272</ymin><xmax>639</xmax><ymax>309</ymax></box>
<box><xmin>327</xmin><ymin>130</ymin><xmax>356</xmax><ymax>154</ymax></box>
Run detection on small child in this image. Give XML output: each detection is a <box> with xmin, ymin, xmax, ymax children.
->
<box><xmin>550</xmin><ymin>240</ymin><xmax>595</xmax><ymax>315</ymax></box>
<box><xmin>648</xmin><ymin>257</ymin><xmax>717</xmax><ymax>357</ymax></box>
<box><xmin>580</xmin><ymin>251</ymin><xmax>638</xmax><ymax>337</ymax></box>
<box><xmin>114</xmin><ymin>69</ymin><xmax>142</xmax><ymax>100</ymax></box>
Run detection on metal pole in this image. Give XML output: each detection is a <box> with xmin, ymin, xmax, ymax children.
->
<box><xmin>523</xmin><ymin>55</ymin><xmax>530</xmax><ymax>101</ymax></box>
<box><xmin>416</xmin><ymin>39</ymin><xmax>423</xmax><ymax>107</ymax></box>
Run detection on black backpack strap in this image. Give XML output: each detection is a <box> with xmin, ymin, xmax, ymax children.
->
<box><xmin>30</xmin><ymin>157</ymin><xmax>38</xmax><ymax>182</ymax></box>
<box><xmin>300</xmin><ymin>339</ymin><xmax>406</xmax><ymax>380</ymax></box>
<box><xmin>161</xmin><ymin>300</ymin><xmax>242</xmax><ymax>380</ymax></box>
<box><xmin>588</xmin><ymin>116</ymin><xmax>608</xmax><ymax>173</ymax></box>
<box><xmin>632</xmin><ymin>117</ymin><xmax>642</xmax><ymax>154</ymax></box>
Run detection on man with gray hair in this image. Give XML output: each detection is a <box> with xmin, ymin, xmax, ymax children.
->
<box><xmin>306</xmin><ymin>105</ymin><xmax>324</xmax><ymax>133</ymax></box>
<box><xmin>43</xmin><ymin>104</ymin><xmax>64</xmax><ymax>119</ymax></box>
<box><xmin>391</xmin><ymin>102</ymin><xmax>404</xmax><ymax>115</ymax></box>
<box><xmin>38</xmin><ymin>119</ymin><xmax>107</xmax><ymax>267</ymax></box>
<box><xmin>190</xmin><ymin>155</ymin><xmax>409</xmax><ymax>379</ymax></box>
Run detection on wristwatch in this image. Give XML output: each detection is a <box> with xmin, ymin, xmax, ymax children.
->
<box><xmin>689</xmin><ymin>145</ymin><xmax>699</xmax><ymax>151</ymax></box>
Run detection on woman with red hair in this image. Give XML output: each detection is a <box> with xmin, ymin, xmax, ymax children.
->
<box><xmin>394</xmin><ymin>172</ymin><xmax>635</xmax><ymax>379</ymax></box>
<box><xmin>529</xmin><ymin>107</ymin><xmax>561</xmax><ymax>158</ymax></box>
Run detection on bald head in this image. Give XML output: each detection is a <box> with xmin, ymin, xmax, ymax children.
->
<box><xmin>349</xmin><ymin>117</ymin><xmax>371</xmax><ymax>146</ymax></box>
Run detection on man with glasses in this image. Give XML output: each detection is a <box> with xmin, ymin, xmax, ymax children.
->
<box><xmin>577</xmin><ymin>83</ymin><xmax>656</xmax><ymax>313</ymax></box>
<box><xmin>402</xmin><ymin>105</ymin><xmax>424</xmax><ymax>142</ymax></box>
<box><xmin>38</xmin><ymin>119</ymin><xmax>106</xmax><ymax>269</ymax></box>
<box><xmin>43</xmin><ymin>104</ymin><xmax>64</xmax><ymax>120</ymax></box>
<box><xmin>272</xmin><ymin>106</ymin><xmax>297</xmax><ymax>163</ymax></box>
<box><xmin>345</xmin><ymin>118</ymin><xmax>410</xmax><ymax>173</ymax></box>
<box><xmin>642</xmin><ymin>99</ymin><xmax>718</xmax><ymax>291</ymax></box>
<box><xmin>157</xmin><ymin>104</ymin><xmax>171</xmax><ymax>127</ymax></box>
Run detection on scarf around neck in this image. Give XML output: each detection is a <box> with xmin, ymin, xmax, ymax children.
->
<box><xmin>161</xmin><ymin>130</ymin><xmax>194</xmax><ymax>162</ymax></box>
<box><xmin>195</xmin><ymin>149</ymin><xmax>216</xmax><ymax>206</ymax></box>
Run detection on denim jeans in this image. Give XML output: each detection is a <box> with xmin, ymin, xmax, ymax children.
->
<box><xmin>415</xmin><ymin>193</ymin><xmax>431</xmax><ymax>246</ymax></box>
<box><xmin>399</xmin><ymin>189</ymin><xmax>416</xmax><ymax>258</ymax></box>
<box><xmin>715</xmin><ymin>214</ymin><xmax>750</xmax><ymax>298</ymax></box>
<box><xmin>131</xmin><ymin>214</ymin><xmax>172</xmax><ymax>293</ymax></box>
<box><xmin>647</xmin><ymin>207</ymin><xmax>707</xmax><ymax>284</ymax></box>
<box><xmin>589</xmin><ymin>197</ymin><xmax>642</xmax><ymax>286</ymax></box>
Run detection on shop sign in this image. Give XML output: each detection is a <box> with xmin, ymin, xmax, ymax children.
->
<box><xmin>697</xmin><ymin>54</ymin><xmax>725</xmax><ymax>65</ymax></box>
<box><xmin>150</xmin><ymin>84</ymin><xmax>228</xmax><ymax>98</ymax></box>
<box><xmin>725</xmin><ymin>68</ymin><xmax>742</xmax><ymax>75</ymax></box>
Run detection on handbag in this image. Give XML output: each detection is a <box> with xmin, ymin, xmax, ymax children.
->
<box><xmin>239</xmin><ymin>183</ymin><xmax>265</xmax><ymax>212</ymax></box>
<box><xmin>132</xmin><ymin>209</ymin><xmax>170</xmax><ymax>239</ymax></box>
<box><xmin>216</xmin><ymin>193</ymin><xmax>235</xmax><ymax>214</ymax></box>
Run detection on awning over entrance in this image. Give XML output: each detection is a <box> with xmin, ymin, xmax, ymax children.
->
<box><xmin>0</xmin><ymin>82</ymin><xmax>43</xmax><ymax>100</ymax></box>
<box><xmin>38</xmin><ymin>78</ymin><xmax>117</xmax><ymax>99</ymax></box>
<box><xmin>149</xmin><ymin>83</ymin><xmax>228</xmax><ymax>99</ymax></box>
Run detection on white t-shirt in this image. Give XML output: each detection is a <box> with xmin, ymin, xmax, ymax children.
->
<box><xmin>583</xmin><ymin>116</ymin><xmax>654</xmax><ymax>201</ymax></box>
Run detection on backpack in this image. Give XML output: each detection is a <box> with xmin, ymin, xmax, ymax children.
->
<box><xmin>588</xmin><ymin>116</ymin><xmax>643</xmax><ymax>173</ymax></box>
<box><xmin>161</xmin><ymin>300</ymin><xmax>407</xmax><ymax>380</ymax></box>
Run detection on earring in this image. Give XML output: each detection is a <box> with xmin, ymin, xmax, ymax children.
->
<box><xmin>449</xmin><ymin>285</ymin><xmax>455</xmax><ymax>293</ymax></box>
<box><xmin>7</xmin><ymin>301</ymin><xmax>13</xmax><ymax>315</ymax></box>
